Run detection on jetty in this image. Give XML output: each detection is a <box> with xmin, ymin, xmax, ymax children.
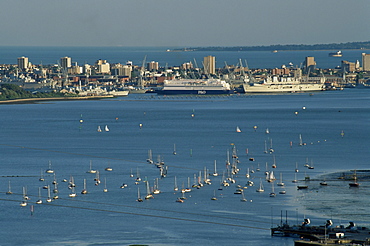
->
<box><xmin>271</xmin><ymin>219</ymin><xmax>370</xmax><ymax>245</ymax></box>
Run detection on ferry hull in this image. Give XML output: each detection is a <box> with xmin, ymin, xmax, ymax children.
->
<box><xmin>157</xmin><ymin>89</ymin><xmax>232</xmax><ymax>95</ymax></box>
<box><xmin>243</xmin><ymin>83</ymin><xmax>324</xmax><ymax>93</ymax></box>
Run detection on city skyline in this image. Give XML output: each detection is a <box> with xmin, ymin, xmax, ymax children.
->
<box><xmin>1</xmin><ymin>0</ymin><xmax>369</xmax><ymax>47</ymax></box>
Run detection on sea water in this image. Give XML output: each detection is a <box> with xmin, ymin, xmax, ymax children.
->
<box><xmin>0</xmin><ymin>89</ymin><xmax>369</xmax><ymax>245</ymax></box>
<box><xmin>0</xmin><ymin>46</ymin><xmax>368</xmax><ymax>69</ymax></box>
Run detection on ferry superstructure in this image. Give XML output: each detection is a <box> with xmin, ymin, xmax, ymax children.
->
<box><xmin>157</xmin><ymin>79</ymin><xmax>232</xmax><ymax>95</ymax></box>
<box><xmin>243</xmin><ymin>76</ymin><xmax>325</xmax><ymax>93</ymax></box>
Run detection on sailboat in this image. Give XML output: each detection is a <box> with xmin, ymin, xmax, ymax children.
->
<box><xmin>212</xmin><ymin>160</ymin><xmax>218</xmax><ymax>176</ymax></box>
<box><xmin>236</xmin><ymin>126</ymin><xmax>242</xmax><ymax>133</ymax></box>
<box><xmin>46</xmin><ymin>185</ymin><xmax>52</xmax><ymax>202</ymax></box>
<box><xmin>87</xmin><ymin>160</ymin><xmax>97</xmax><ymax>173</ymax></box>
<box><xmin>94</xmin><ymin>170</ymin><xmax>101</xmax><ymax>185</ymax></box>
<box><xmin>272</xmin><ymin>155</ymin><xmax>277</xmax><ymax>168</ymax></box>
<box><xmin>264</xmin><ymin>140</ymin><xmax>268</xmax><ymax>154</ymax></box>
<box><xmin>211</xmin><ymin>190</ymin><xmax>217</xmax><ymax>200</ymax></box>
<box><xmin>298</xmin><ymin>134</ymin><xmax>306</xmax><ymax>146</ymax></box>
<box><xmin>292</xmin><ymin>172</ymin><xmax>298</xmax><ymax>183</ymax></box>
<box><xmin>174</xmin><ymin>176</ymin><xmax>179</xmax><ymax>191</ymax></box>
<box><xmin>97</xmin><ymin>126</ymin><xmax>102</xmax><ymax>132</ymax></box>
<box><xmin>45</xmin><ymin>161</ymin><xmax>54</xmax><ymax>174</ymax></box>
<box><xmin>39</xmin><ymin>169</ymin><xmax>45</xmax><ymax>181</ymax></box>
<box><xmin>266</xmin><ymin>171</ymin><xmax>276</xmax><ymax>182</ymax></box>
<box><xmin>240</xmin><ymin>189</ymin><xmax>247</xmax><ymax>202</ymax></box>
<box><xmin>6</xmin><ymin>180</ymin><xmax>13</xmax><ymax>195</ymax></box>
<box><xmin>277</xmin><ymin>173</ymin><xmax>285</xmax><ymax>186</ymax></box>
<box><xmin>308</xmin><ymin>159</ymin><xmax>315</xmax><ymax>169</ymax></box>
<box><xmin>269</xmin><ymin>138</ymin><xmax>274</xmax><ymax>153</ymax></box>
<box><xmin>349</xmin><ymin>170</ymin><xmax>360</xmax><ymax>187</ymax></box>
<box><xmin>153</xmin><ymin>178</ymin><xmax>161</xmax><ymax>194</ymax></box>
<box><xmin>295</xmin><ymin>162</ymin><xmax>299</xmax><ymax>173</ymax></box>
<box><xmin>265</xmin><ymin>128</ymin><xmax>270</xmax><ymax>134</ymax></box>
<box><xmin>104</xmin><ymin>125</ymin><xmax>109</xmax><ymax>132</ymax></box>
<box><xmin>144</xmin><ymin>181</ymin><xmax>153</xmax><ymax>199</ymax></box>
<box><xmin>36</xmin><ymin>187</ymin><xmax>43</xmax><ymax>204</ymax></box>
<box><xmin>146</xmin><ymin>149</ymin><xmax>153</xmax><ymax>164</ymax></box>
<box><xmin>137</xmin><ymin>187</ymin><xmax>143</xmax><ymax>202</ymax></box>
<box><xmin>69</xmin><ymin>186</ymin><xmax>77</xmax><ymax>197</ymax></box>
<box><xmin>103</xmin><ymin>177</ymin><xmax>108</xmax><ymax>192</ymax></box>
<box><xmin>173</xmin><ymin>143</ymin><xmax>177</xmax><ymax>155</ymax></box>
<box><xmin>245</xmin><ymin>168</ymin><xmax>250</xmax><ymax>178</ymax></box>
<box><xmin>81</xmin><ymin>178</ymin><xmax>88</xmax><ymax>194</ymax></box>
<box><xmin>20</xmin><ymin>187</ymin><xmax>28</xmax><ymax>207</ymax></box>
<box><xmin>256</xmin><ymin>179</ymin><xmax>264</xmax><ymax>192</ymax></box>
<box><xmin>269</xmin><ymin>183</ymin><xmax>276</xmax><ymax>197</ymax></box>
<box><xmin>105</xmin><ymin>162</ymin><xmax>113</xmax><ymax>171</ymax></box>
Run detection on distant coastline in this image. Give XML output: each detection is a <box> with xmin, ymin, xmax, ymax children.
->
<box><xmin>171</xmin><ymin>41</ymin><xmax>370</xmax><ymax>52</ymax></box>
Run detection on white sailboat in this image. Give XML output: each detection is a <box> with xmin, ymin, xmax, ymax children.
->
<box><xmin>36</xmin><ymin>187</ymin><xmax>43</xmax><ymax>204</ymax></box>
<box><xmin>295</xmin><ymin>162</ymin><xmax>299</xmax><ymax>173</ymax></box>
<box><xmin>265</xmin><ymin>128</ymin><xmax>270</xmax><ymax>134</ymax></box>
<box><xmin>20</xmin><ymin>187</ymin><xmax>28</xmax><ymax>207</ymax></box>
<box><xmin>103</xmin><ymin>177</ymin><xmax>108</xmax><ymax>192</ymax></box>
<box><xmin>174</xmin><ymin>176</ymin><xmax>179</xmax><ymax>191</ymax></box>
<box><xmin>266</xmin><ymin>170</ymin><xmax>276</xmax><ymax>182</ymax></box>
<box><xmin>105</xmin><ymin>162</ymin><xmax>113</xmax><ymax>171</ymax></box>
<box><xmin>236</xmin><ymin>126</ymin><xmax>242</xmax><ymax>133</ymax></box>
<box><xmin>277</xmin><ymin>173</ymin><xmax>285</xmax><ymax>186</ymax></box>
<box><xmin>145</xmin><ymin>181</ymin><xmax>153</xmax><ymax>199</ymax></box>
<box><xmin>292</xmin><ymin>172</ymin><xmax>298</xmax><ymax>183</ymax></box>
<box><xmin>173</xmin><ymin>143</ymin><xmax>177</xmax><ymax>155</ymax></box>
<box><xmin>256</xmin><ymin>179</ymin><xmax>264</xmax><ymax>192</ymax></box>
<box><xmin>87</xmin><ymin>160</ymin><xmax>97</xmax><ymax>173</ymax></box>
<box><xmin>45</xmin><ymin>161</ymin><xmax>54</xmax><ymax>174</ymax></box>
<box><xmin>6</xmin><ymin>180</ymin><xmax>13</xmax><ymax>195</ymax></box>
<box><xmin>146</xmin><ymin>149</ymin><xmax>153</xmax><ymax>164</ymax></box>
<box><xmin>240</xmin><ymin>189</ymin><xmax>247</xmax><ymax>202</ymax></box>
<box><xmin>212</xmin><ymin>160</ymin><xmax>218</xmax><ymax>176</ymax></box>
<box><xmin>104</xmin><ymin>125</ymin><xmax>109</xmax><ymax>132</ymax></box>
<box><xmin>39</xmin><ymin>169</ymin><xmax>45</xmax><ymax>181</ymax></box>
<box><xmin>349</xmin><ymin>170</ymin><xmax>360</xmax><ymax>187</ymax></box>
<box><xmin>46</xmin><ymin>185</ymin><xmax>52</xmax><ymax>202</ymax></box>
<box><xmin>69</xmin><ymin>186</ymin><xmax>77</xmax><ymax>197</ymax></box>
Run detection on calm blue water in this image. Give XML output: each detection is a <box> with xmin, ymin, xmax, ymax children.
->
<box><xmin>0</xmin><ymin>46</ymin><xmax>368</xmax><ymax>69</ymax></box>
<box><xmin>0</xmin><ymin>90</ymin><xmax>369</xmax><ymax>245</ymax></box>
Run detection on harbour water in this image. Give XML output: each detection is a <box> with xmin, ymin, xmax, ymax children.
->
<box><xmin>0</xmin><ymin>89</ymin><xmax>369</xmax><ymax>245</ymax></box>
<box><xmin>0</xmin><ymin>46</ymin><xmax>369</xmax><ymax>69</ymax></box>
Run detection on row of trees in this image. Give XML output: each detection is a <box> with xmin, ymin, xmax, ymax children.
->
<box><xmin>0</xmin><ymin>84</ymin><xmax>76</xmax><ymax>100</ymax></box>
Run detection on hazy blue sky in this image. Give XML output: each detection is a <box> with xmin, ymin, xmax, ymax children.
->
<box><xmin>1</xmin><ymin>0</ymin><xmax>369</xmax><ymax>47</ymax></box>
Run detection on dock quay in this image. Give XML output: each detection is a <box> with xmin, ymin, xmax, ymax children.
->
<box><xmin>272</xmin><ymin>219</ymin><xmax>370</xmax><ymax>245</ymax></box>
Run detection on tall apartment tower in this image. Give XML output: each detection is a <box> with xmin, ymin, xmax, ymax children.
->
<box><xmin>203</xmin><ymin>55</ymin><xmax>216</xmax><ymax>75</ymax></box>
<box><xmin>17</xmin><ymin>56</ymin><xmax>29</xmax><ymax>70</ymax></box>
<box><xmin>147</xmin><ymin>61</ymin><xmax>159</xmax><ymax>71</ymax></box>
<box><xmin>60</xmin><ymin>56</ymin><xmax>72</xmax><ymax>70</ymax></box>
<box><xmin>362</xmin><ymin>53</ymin><xmax>370</xmax><ymax>71</ymax></box>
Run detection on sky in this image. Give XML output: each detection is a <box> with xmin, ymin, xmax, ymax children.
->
<box><xmin>1</xmin><ymin>0</ymin><xmax>369</xmax><ymax>47</ymax></box>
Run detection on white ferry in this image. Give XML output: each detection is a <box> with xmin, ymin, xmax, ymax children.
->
<box><xmin>243</xmin><ymin>76</ymin><xmax>325</xmax><ymax>93</ymax></box>
<box><xmin>157</xmin><ymin>79</ymin><xmax>232</xmax><ymax>95</ymax></box>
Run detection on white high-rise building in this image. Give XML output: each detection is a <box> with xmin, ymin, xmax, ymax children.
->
<box><xmin>17</xmin><ymin>56</ymin><xmax>29</xmax><ymax>70</ymax></box>
<box><xmin>60</xmin><ymin>56</ymin><xmax>72</xmax><ymax>69</ymax></box>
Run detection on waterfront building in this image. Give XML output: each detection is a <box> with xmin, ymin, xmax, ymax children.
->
<box><xmin>147</xmin><ymin>61</ymin><xmax>159</xmax><ymax>71</ymax></box>
<box><xmin>111</xmin><ymin>64</ymin><xmax>132</xmax><ymax>77</ymax></box>
<box><xmin>341</xmin><ymin>60</ymin><xmax>356</xmax><ymax>73</ymax></box>
<box><xmin>98</xmin><ymin>62</ymin><xmax>110</xmax><ymax>74</ymax></box>
<box><xmin>304</xmin><ymin>56</ymin><xmax>316</xmax><ymax>73</ymax></box>
<box><xmin>17</xmin><ymin>56</ymin><xmax>29</xmax><ymax>70</ymax></box>
<box><xmin>83</xmin><ymin>64</ymin><xmax>92</xmax><ymax>75</ymax></box>
<box><xmin>203</xmin><ymin>55</ymin><xmax>216</xmax><ymax>75</ymax></box>
<box><xmin>60</xmin><ymin>56</ymin><xmax>72</xmax><ymax>70</ymax></box>
<box><xmin>181</xmin><ymin>62</ymin><xmax>193</xmax><ymax>70</ymax></box>
<box><xmin>362</xmin><ymin>53</ymin><xmax>370</xmax><ymax>71</ymax></box>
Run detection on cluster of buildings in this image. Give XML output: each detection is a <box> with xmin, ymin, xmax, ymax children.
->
<box><xmin>0</xmin><ymin>52</ymin><xmax>370</xmax><ymax>94</ymax></box>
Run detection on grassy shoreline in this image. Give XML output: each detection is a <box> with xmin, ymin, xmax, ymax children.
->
<box><xmin>0</xmin><ymin>95</ymin><xmax>114</xmax><ymax>104</ymax></box>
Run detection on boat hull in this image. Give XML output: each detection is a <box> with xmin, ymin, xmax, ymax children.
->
<box><xmin>157</xmin><ymin>89</ymin><xmax>232</xmax><ymax>95</ymax></box>
<box><xmin>243</xmin><ymin>83</ymin><xmax>324</xmax><ymax>93</ymax></box>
